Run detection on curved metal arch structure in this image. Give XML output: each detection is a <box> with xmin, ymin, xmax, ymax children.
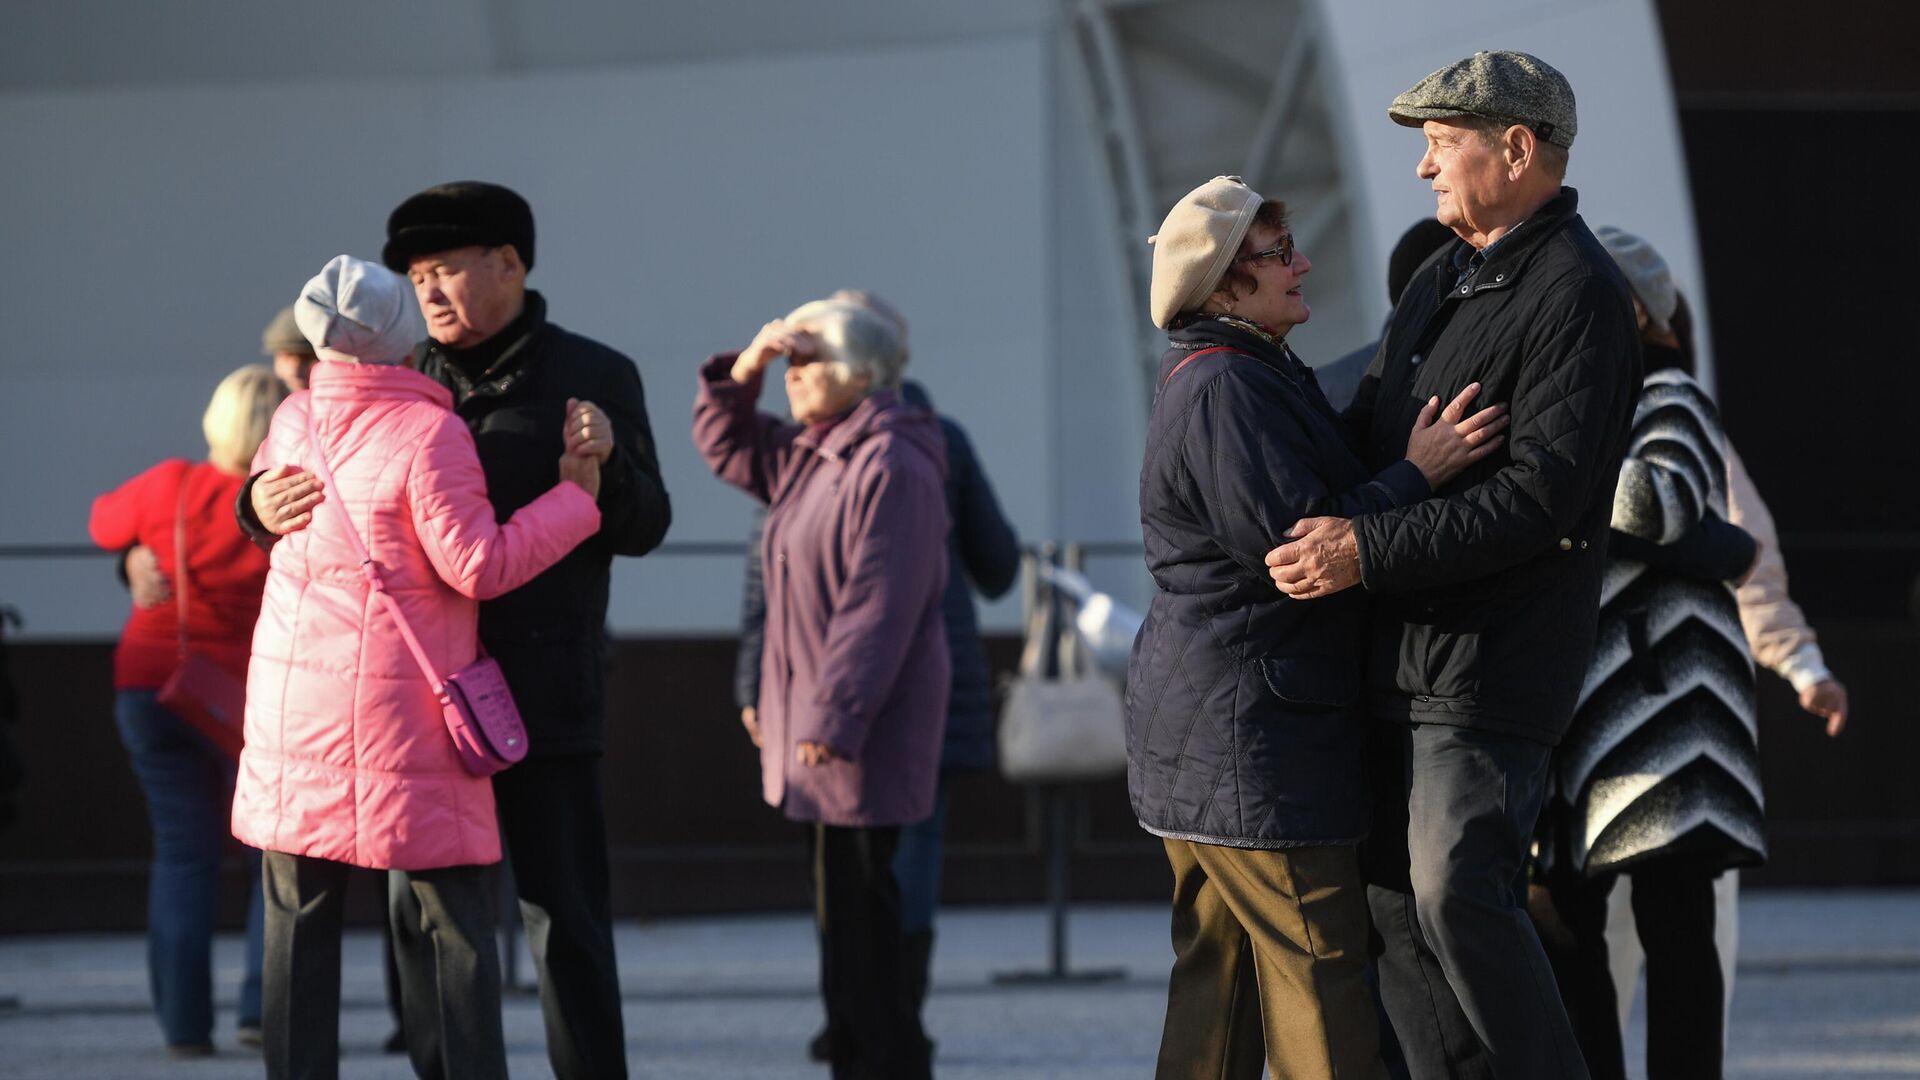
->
<box><xmin>1072</xmin><ymin>0</ymin><xmax>1367</xmax><ymax>396</ymax></box>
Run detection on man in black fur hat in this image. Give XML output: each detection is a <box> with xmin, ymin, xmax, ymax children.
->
<box><xmin>242</xmin><ymin>181</ymin><xmax>670</xmax><ymax>1079</ymax></box>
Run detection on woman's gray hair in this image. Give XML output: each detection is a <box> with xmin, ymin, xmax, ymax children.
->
<box><xmin>827</xmin><ymin>288</ymin><xmax>911</xmax><ymax>361</ymax></box>
<box><xmin>783</xmin><ymin>299</ymin><xmax>908</xmax><ymax>392</ymax></box>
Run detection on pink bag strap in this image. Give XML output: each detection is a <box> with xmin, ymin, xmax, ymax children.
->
<box><xmin>302</xmin><ymin>400</ymin><xmax>449</xmax><ymax>699</ymax></box>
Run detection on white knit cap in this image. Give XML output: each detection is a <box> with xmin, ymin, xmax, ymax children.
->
<box><xmin>1595</xmin><ymin>226</ymin><xmax>1677</xmax><ymax>334</ymax></box>
<box><xmin>294</xmin><ymin>254</ymin><xmax>426</xmax><ymax>365</ymax></box>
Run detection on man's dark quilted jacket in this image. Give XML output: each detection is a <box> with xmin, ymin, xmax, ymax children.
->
<box><xmin>1347</xmin><ymin>187</ymin><xmax>1641</xmax><ymax>745</ymax></box>
<box><xmin>1128</xmin><ymin>319</ymin><xmax>1429</xmax><ymax>847</ymax></box>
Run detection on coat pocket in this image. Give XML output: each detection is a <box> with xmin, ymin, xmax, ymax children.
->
<box><xmin>1256</xmin><ymin>656</ymin><xmax>1361</xmax><ymax>711</ymax></box>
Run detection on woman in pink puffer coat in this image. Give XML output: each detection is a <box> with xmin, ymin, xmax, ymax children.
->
<box><xmin>234</xmin><ymin>255</ymin><xmax>603</xmax><ymax>1080</ymax></box>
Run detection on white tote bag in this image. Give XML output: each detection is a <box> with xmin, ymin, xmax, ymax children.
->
<box><xmin>997</xmin><ymin>568</ymin><xmax>1129</xmax><ymax>783</ymax></box>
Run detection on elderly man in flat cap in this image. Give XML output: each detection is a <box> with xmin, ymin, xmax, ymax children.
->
<box><xmin>261</xmin><ymin>305</ymin><xmax>319</xmax><ymax>392</ymax></box>
<box><xmin>239</xmin><ymin>181</ymin><xmax>671</xmax><ymax>1079</ymax></box>
<box><xmin>1265</xmin><ymin>51</ymin><xmax>1641</xmax><ymax>1079</ymax></box>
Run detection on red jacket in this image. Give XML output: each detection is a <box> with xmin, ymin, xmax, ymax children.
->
<box><xmin>89</xmin><ymin>460</ymin><xmax>269</xmax><ymax>689</ymax></box>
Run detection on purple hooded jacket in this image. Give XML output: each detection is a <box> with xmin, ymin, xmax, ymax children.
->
<box><xmin>694</xmin><ymin>353</ymin><xmax>950</xmax><ymax>826</ymax></box>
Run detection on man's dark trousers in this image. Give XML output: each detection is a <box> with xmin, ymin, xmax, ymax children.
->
<box><xmin>498</xmin><ymin>756</ymin><xmax>627</xmax><ymax>1079</ymax></box>
<box><xmin>392</xmin><ymin>755</ymin><xmax>627</xmax><ymax>1078</ymax></box>
<box><xmin>1364</xmin><ymin>721</ymin><xmax>1590</xmax><ymax>1080</ymax></box>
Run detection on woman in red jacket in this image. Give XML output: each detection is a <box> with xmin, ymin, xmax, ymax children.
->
<box><xmin>88</xmin><ymin>363</ymin><xmax>287</xmax><ymax>1057</ymax></box>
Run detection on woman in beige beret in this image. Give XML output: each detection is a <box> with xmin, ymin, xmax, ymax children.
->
<box><xmin>1128</xmin><ymin>176</ymin><xmax>1506</xmax><ymax>1080</ymax></box>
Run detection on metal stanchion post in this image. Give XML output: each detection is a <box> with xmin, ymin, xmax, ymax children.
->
<box><xmin>994</xmin><ymin>542</ymin><xmax>1125</xmax><ymax>985</ymax></box>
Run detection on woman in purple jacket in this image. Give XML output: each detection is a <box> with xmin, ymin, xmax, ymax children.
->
<box><xmin>694</xmin><ymin>298</ymin><xmax>948</xmax><ymax>1080</ymax></box>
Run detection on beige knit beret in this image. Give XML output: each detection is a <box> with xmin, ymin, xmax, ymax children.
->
<box><xmin>1148</xmin><ymin>176</ymin><xmax>1263</xmax><ymax>329</ymax></box>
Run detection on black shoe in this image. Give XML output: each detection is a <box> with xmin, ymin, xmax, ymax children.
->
<box><xmin>383</xmin><ymin>1028</ymin><xmax>408</xmax><ymax>1055</ymax></box>
<box><xmin>235</xmin><ymin>1024</ymin><xmax>263</xmax><ymax>1050</ymax></box>
<box><xmin>808</xmin><ymin>1025</ymin><xmax>834</xmax><ymax>1062</ymax></box>
<box><xmin>166</xmin><ymin>1042</ymin><xmax>216</xmax><ymax>1059</ymax></box>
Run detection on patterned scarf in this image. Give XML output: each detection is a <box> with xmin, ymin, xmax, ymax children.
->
<box><xmin>1180</xmin><ymin>312</ymin><xmax>1289</xmax><ymax>351</ymax></box>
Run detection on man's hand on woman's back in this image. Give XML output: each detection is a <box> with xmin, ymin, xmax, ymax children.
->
<box><xmin>251</xmin><ymin>465</ymin><xmax>325</xmax><ymax>535</ymax></box>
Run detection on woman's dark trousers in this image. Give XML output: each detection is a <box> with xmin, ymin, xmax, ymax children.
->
<box><xmin>1363</xmin><ymin>721</ymin><xmax>1590</xmax><ymax>1080</ymax></box>
<box><xmin>262</xmin><ymin>851</ymin><xmax>505</xmax><ymax>1080</ymax></box>
<box><xmin>808</xmin><ymin>823</ymin><xmax>932</xmax><ymax>1079</ymax></box>
<box><xmin>1543</xmin><ymin>857</ymin><xmax>1726</xmax><ymax>1080</ymax></box>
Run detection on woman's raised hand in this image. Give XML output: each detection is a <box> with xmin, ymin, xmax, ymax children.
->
<box><xmin>1404</xmin><ymin>382</ymin><xmax>1509</xmax><ymax>488</ymax></box>
<box><xmin>734</xmin><ymin>320</ymin><xmax>793</xmax><ymax>383</ymax></box>
<box><xmin>733</xmin><ymin>319</ymin><xmax>825</xmax><ymax>384</ymax></box>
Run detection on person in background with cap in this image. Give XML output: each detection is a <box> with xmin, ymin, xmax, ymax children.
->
<box><xmin>1264</xmin><ymin>51</ymin><xmax>1641</xmax><ymax>1079</ymax></box>
<box><xmin>263</xmin><ymin>305</ymin><xmax>319</xmax><ymax>392</ymax></box>
<box><xmin>1530</xmin><ymin>226</ymin><xmax>1758</xmax><ymax>1080</ymax></box>
<box><xmin>235</xmin><ymin>254</ymin><xmax>603</xmax><ymax>1080</ymax></box>
<box><xmin>238</xmin><ymin>182</ymin><xmax>671</xmax><ymax>1078</ymax></box>
<box><xmin>1128</xmin><ymin>176</ymin><xmax>1507</xmax><ymax>1080</ymax></box>
<box><xmin>1533</xmin><ymin>229</ymin><xmax>1848</xmax><ymax>1080</ymax></box>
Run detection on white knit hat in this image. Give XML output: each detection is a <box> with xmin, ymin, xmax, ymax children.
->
<box><xmin>1595</xmin><ymin>227</ymin><xmax>1677</xmax><ymax>334</ymax></box>
<box><xmin>1148</xmin><ymin>176</ymin><xmax>1263</xmax><ymax>329</ymax></box>
<box><xmin>294</xmin><ymin>254</ymin><xmax>426</xmax><ymax>365</ymax></box>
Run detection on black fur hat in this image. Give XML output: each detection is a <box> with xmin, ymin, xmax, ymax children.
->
<box><xmin>382</xmin><ymin>181</ymin><xmax>535</xmax><ymax>272</ymax></box>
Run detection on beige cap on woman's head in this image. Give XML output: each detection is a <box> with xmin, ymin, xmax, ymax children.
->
<box><xmin>1148</xmin><ymin>176</ymin><xmax>1263</xmax><ymax>329</ymax></box>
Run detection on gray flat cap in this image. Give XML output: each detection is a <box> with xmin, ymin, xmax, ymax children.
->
<box><xmin>1389</xmin><ymin>50</ymin><xmax>1577</xmax><ymax>148</ymax></box>
<box><xmin>261</xmin><ymin>305</ymin><xmax>313</xmax><ymax>357</ymax></box>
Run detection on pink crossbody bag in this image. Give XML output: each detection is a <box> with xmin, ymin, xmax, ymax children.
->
<box><xmin>304</xmin><ymin>402</ymin><xmax>529</xmax><ymax>775</ymax></box>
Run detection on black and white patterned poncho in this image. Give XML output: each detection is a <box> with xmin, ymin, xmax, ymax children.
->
<box><xmin>1550</xmin><ymin>367</ymin><xmax>1763</xmax><ymax>877</ymax></box>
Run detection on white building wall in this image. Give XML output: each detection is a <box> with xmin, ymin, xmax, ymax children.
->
<box><xmin>0</xmin><ymin>34</ymin><xmax>1060</xmax><ymax>639</ymax></box>
<box><xmin>0</xmin><ymin>1</ymin><xmax>1696</xmax><ymax>642</ymax></box>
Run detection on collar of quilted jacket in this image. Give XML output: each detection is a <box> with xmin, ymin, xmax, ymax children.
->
<box><xmin>1436</xmin><ymin>185</ymin><xmax>1583</xmax><ymax>303</ymax></box>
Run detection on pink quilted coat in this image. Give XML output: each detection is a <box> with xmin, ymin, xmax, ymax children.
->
<box><xmin>232</xmin><ymin>362</ymin><xmax>600</xmax><ymax>870</ymax></box>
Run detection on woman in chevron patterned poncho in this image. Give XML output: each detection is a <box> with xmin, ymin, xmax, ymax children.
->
<box><xmin>1533</xmin><ymin>228</ymin><xmax>1762</xmax><ymax>1080</ymax></box>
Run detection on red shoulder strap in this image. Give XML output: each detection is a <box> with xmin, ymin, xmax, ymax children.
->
<box><xmin>1158</xmin><ymin>346</ymin><xmax>1240</xmax><ymax>391</ymax></box>
<box><xmin>171</xmin><ymin>460</ymin><xmax>196</xmax><ymax>657</ymax></box>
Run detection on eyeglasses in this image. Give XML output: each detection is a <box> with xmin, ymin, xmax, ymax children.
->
<box><xmin>1239</xmin><ymin>233</ymin><xmax>1295</xmax><ymax>268</ymax></box>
